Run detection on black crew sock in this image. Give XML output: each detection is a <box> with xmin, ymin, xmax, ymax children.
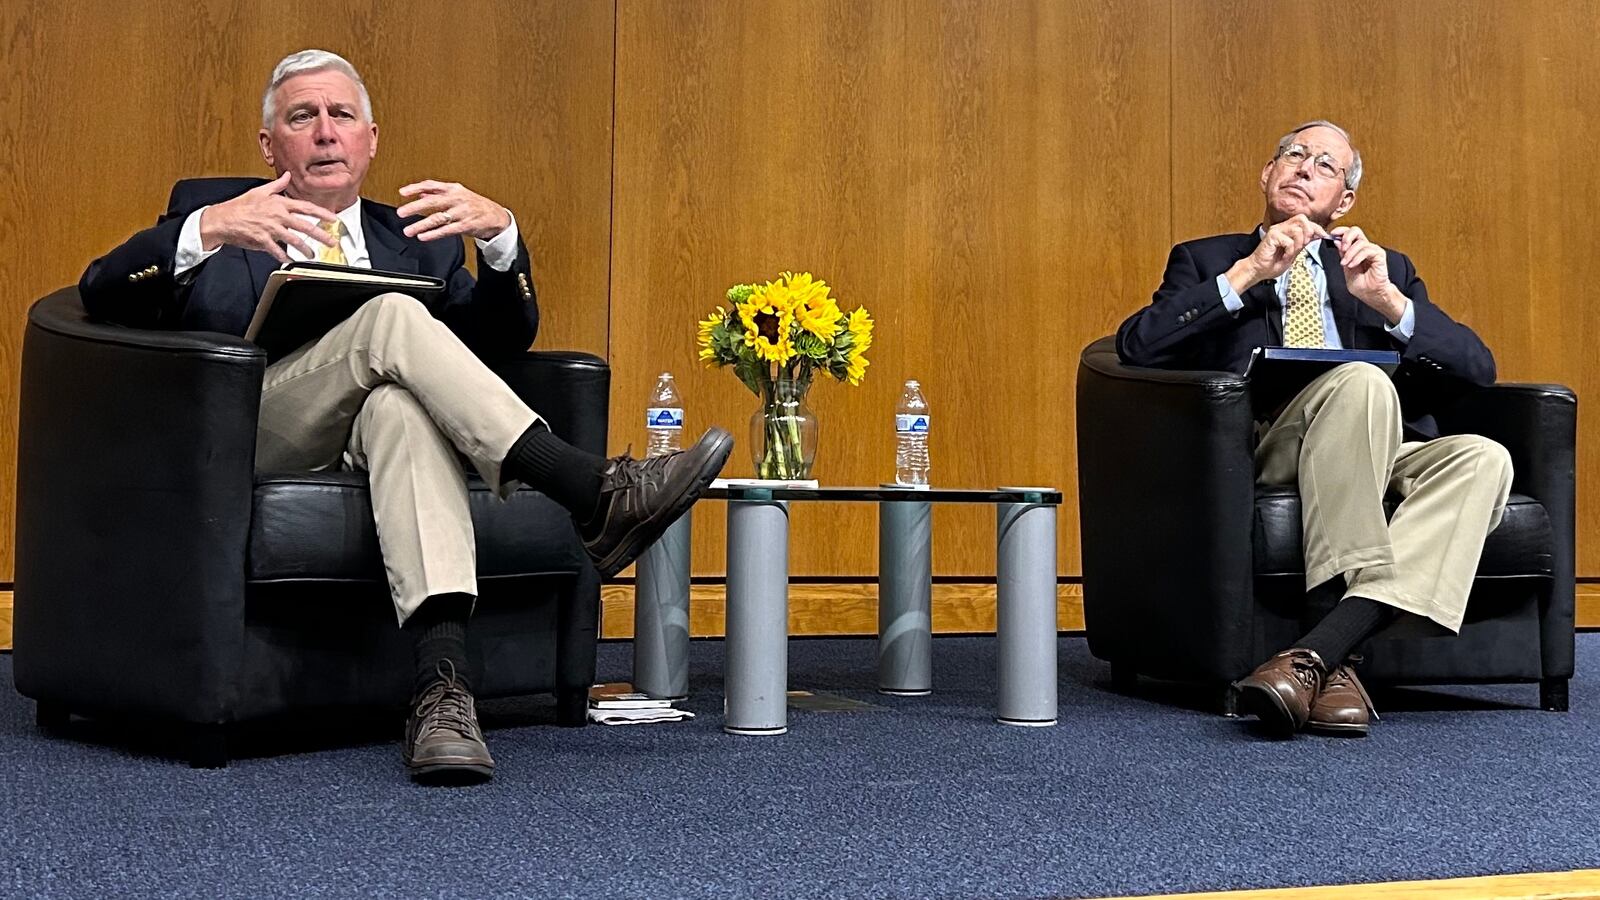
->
<box><xmin>1296</xmin><ymin>596</ymin><xmax>1400</xmax><ymax>669</ymax></box>
<box><xmin>404</xmin><ymin>593</ymin><xmax>475</xmax><ymax>700</ymax></box>
<box><xmin>502</xmin><ymin>422</ymin><xmax>606</xmax><ymax>521</ymax></box>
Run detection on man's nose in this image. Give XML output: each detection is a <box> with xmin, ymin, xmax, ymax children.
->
<box><xmin>313</xmin><ymin>111</ymin><xmax>337</xmax><ymax>142</ymax></box>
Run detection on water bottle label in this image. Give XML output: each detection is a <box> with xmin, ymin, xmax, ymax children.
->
<box><xmin>895</xmin><ymin>414</ymin><xmax>930</xmax><ymax>434</ymax></box>
<box><xmin>646</xmin><ymin>407</ymin><xmax>684</xmax><ymax>428</ymax></box>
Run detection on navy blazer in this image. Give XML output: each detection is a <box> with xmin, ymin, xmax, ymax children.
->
<box><xmin>1116</xmin><ymin>232</ymin><xmax>1495</xmax><ymax>438</ymax></box>
<box><xmin>79</xmin><ymin>177</ymin><xmax>539</xmax><ymax>359</ymax></box>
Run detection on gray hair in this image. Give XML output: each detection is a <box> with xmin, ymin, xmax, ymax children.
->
<box><xmin>1276</xmin><ymin>119</ymin><xmax>1363</xmax><ymax>191</ymax></box>
<box><xmin>261</xmin><ymin>49</ymin><xmax>372</xmax><ymax>128</ymax></box>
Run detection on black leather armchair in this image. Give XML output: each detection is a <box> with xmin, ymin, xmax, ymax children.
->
<box><xmin>13</xmin><ymin>288</ymin><xmax>610</xmax><ymax>766</ymax></box>
<box><xmin>1075</xmin><ymin>336</ymin><xmax>1575</xmax><ymax>712</ymax></box>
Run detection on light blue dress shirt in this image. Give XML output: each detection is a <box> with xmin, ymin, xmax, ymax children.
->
<box><xmin>1214</xmin><ymin>238</ymin><xmax>1415</xmax><ymax>346</ymax></box>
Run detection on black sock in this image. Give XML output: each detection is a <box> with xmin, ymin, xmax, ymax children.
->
<box><xmin>404</xmin><ymin>593</ymin><xmax>474</xmax><ymax>699</ymax></box>
<box><xmin>1297</xmin><ymin>596</ymin><xmax>1400</xmax><ymax>668</ymax></box>
<box><xmin>502</xmin><ymin>422</ymin><xmax>606</xmax><ymax>521</ymax></box>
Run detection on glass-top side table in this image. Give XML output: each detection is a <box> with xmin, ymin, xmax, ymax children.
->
<box><xmin>632</xmin><ymin>485</ymin><xmax>1062</xmax><ymax>735</ymax></box>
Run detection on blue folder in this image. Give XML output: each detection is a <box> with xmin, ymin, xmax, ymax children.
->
<box><xmin>1245</xmin><ymin>346</ymin><xmax>1401</xmax><ymax>417</ymax></box>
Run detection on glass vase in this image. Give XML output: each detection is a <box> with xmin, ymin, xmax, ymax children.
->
<box><xmin>749</xmin><ymin>374</ymin><xmax>818</xmax><ymax>480</ymax></box>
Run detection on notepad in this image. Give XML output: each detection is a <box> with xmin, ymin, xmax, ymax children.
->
<box><xmin>244</xmin><ymin>261</ymin><xmax>446</xmax><ymax>361</ymax></box>
<box><xmin>1245</xmin><ymin>346</ymin><xmax>1401</xmax><ymax>417</ymax></box>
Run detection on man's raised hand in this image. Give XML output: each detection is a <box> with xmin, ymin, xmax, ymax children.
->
<box><xmin>1224</xmin><ymin>214</ymin><xmax>1329</xmax><ymax>295</ymax></box>
<box><xmin>1330</xmin><ymin>225</ymin><xmax>1406</xmax><ymax>323</ymax></box>
<box><xmin>1257</xmin><ymin>215</ymin><xmax>1330</xmax><ymax>277</ymax></box>
<box><xmin>397</xmin><ymin>180</ymin><xmax>512</xmax><ymax>243</ymax></box>
<box><xmin>197</xmin><ymin>172</ymin><xmax>340</xmax><ymax>263</ymax></box>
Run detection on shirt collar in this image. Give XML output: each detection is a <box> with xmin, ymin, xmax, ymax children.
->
<box><xmin>334</xmin><ymin>199</ymin><xmax>364</xmax><ymax>248</ymax></box>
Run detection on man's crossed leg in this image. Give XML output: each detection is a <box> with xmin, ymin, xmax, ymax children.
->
<box><xmin>258</xmin><ymin>293</ymin><xmax>732</xmax><ymax>781</ymax></box>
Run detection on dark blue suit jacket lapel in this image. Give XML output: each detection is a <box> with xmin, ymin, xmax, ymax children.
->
<box><xmin>363</xmin><ymin>201</ymin><xmax>421</xmax><ymax>275</ymax></box>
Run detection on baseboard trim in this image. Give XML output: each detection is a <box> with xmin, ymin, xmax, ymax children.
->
<box><xmin>1106</xmin><ymin>867</ymin><xmax>1600</xmax><ymax>899</ymax></box>
<box><xmin>601</xmin><ymin>582</ymin><xmax>1085</xmax><ymax>639</ymax></box>
<box><xmin>602</xmin><ymin>582</ymin><xmax>1600</xmax><ymax>641</ymax></box>
<box><xmin>1</xmin><ymin>584</ymin><xmax>1593</xmax><ymax>653</ymax></box>
<box><xmin>1580</xmin><ymin>584</ymin><xmax>1600</xmax><ymax>630</ymax></box>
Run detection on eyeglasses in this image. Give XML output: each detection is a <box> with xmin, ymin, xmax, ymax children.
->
<box><xmin>1276</xmin><ymin>143</ymin><xmax>1347</xmax><ymax>182</ymax></box>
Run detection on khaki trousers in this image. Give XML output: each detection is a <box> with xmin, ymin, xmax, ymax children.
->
<box><xmin>255</xmin><ymin>293</ymin><xmax>540</xmax><ymax>624</ymax></box>
<box><xmin>1254</xmin><ymin>363</ymin><xmax>1513</xmax><ymax>633</ymax></box>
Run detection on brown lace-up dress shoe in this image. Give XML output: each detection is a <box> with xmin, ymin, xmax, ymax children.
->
<box><xmin>1307</xmin><ymin>664</ymin><xmax>1378</xmax><ymax>736</ymax></box>
<box><xmin>404</xmin><ymin>661</ymin><xmax>494</xmax><ymax>784</ymax></box>
<box><xmin>1233</xmin><ymin>648</ymin><xmax>1327</xmax><ymax>737</ymax></box>
<box><xmin>582</xmin><ymin>427</ymin><xmax>734</xmax><ymax>577</ymax></box>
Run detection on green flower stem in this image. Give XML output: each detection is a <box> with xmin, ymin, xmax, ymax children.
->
<box><xmin>757</xmin><ymin>363</ymin><xmax>811</xmax><ymax>479</ymax></box>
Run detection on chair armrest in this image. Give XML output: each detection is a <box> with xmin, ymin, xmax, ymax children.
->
<box><xmin>1075</xmin><ymin>336</ymin><xmax>1261</xmax><ymax>680</ymax></box>
<box><xmin>1433</xmin><ymin>383</ymin><xmax>1576</xmax><ymax>504</ymax></box>
<box><xmin>1434</xmin><ymin>383</ymin><xmax>1576</xmax><ymax>678</ymax></box>
<box><xmin>489</xmin><ymin>351</ymin><xmax>611</xmax><ymax>457</ymax></box>
<box><xmin>13</xmin><ymin>288</ymin><xmax>265</xmax><ymax>723</ymax></box>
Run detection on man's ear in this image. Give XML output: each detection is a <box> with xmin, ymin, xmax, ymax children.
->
<box><xmin>1331</xmin><ymin>189</ymin><xmax>1356</xmax><ymax>221</ymax></box>
<box><xmin>369</xmin><ymin>122</ymin><xmax>379</xmax><ymax>159</ymax></box>
<box><xmin>1260</xmin><ymin>162</ymin><xmax>1273</xmax><ymax>194</ymax></box>
<box><xmin>259</xmin><ymin>129</ymin><xmax>274</xmax><ymax>167</ymax></box>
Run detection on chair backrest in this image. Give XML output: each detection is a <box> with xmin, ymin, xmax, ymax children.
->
<box><xmin>167</xmin><ymin>177</ymin><xmax>271</xmax><ymax>218</ymax></box>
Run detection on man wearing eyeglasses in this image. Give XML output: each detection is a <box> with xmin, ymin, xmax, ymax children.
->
<box><xmin>1115</xmin><ymin>120</ymin><xmax>1511</xmax><ymax>738</ymax></box>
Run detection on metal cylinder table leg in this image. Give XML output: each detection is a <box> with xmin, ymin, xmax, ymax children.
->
<box><xmin>724</xmin><ymin>498</ymin><xmax>790</xmax><ymax>735</ymax></box>
<box><xmin>878</xmin><ymin>500</ymin><xmax>933</xmax><ymax>695</ymax></box>
<box><xmin>996</xmin><ymin>501</ymin><xmax>1058</xmax><ymax>726</ymax></box>
<box><xmin>633</xmin><ymin>510</ymin><xmax>692</xmax><ymax>700</ymax></box>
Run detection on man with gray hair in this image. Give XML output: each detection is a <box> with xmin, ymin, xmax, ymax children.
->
<box><xmin>79</xmin><ymin>49</ymin><xmax>733</xmax><ymax>783</ymax></box>
<box><xmin>1115</xmin><ymin>121</ymin><xmax>1511</xmax><ymax>738</ymax></box>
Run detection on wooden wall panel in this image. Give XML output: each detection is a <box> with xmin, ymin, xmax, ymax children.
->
<box><xmin>0</xmin><ymin>0</ymin><xmax>615</xmax><ymax>581</ymax></box>
<box><xmin>5</xmin><ymin>0</ymin><xmax>1598</xmax><ymax>597</ymax></box>
<box><xmin>1524</xmin><ymin>1</ymin><xmax>1600</xmax><ymax>569</ymax></box>
<box><xmin>1171</xmin><ymin>0</ymin><xmax>1600</xmax><ymax>570</ymax></box>
<box><xmin>609</xmin><ymin>0</ymin><xmax>1171</xmax><ymax>578</ymax></box>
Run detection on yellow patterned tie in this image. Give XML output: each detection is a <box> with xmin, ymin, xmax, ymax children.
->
<box><xmin>315</xmin><ymin>219</ymin><xmax>347</xmax><ymax>265</ymax></box>
<box><xmin>1282</xmin><ymin>247</ymin><xmax>1325</xmax><ymax>348</ymax></box>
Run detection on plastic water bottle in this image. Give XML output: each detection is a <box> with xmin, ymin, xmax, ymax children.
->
<box><xmin>895</xmin><ymin>379</ymin><xmax>930</xmax><ymax>487</ymax></box>
<box><xmin>646</xmin><ymin>372</ymin><xmax>684</xmax><ymax>458</ymax></box>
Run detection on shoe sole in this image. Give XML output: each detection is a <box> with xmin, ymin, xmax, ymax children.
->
<box><xmin>409</xmin><ymin>758</ymin><xmax>495</xmax><ymax>784</ymax></box>
<box><xmin>1305</xmin><ymin>720</ymin><xmax>1370</xmax><ymax>737</ymax></box>
<box><xmin>1233</xmin><ymin>681</ymin><xmax>1299</xmax><ymax>737</ymax></box>
<box><xmin>591</xmin><ymin>427</ymin><xmax>734</xmax><ymax>578</ymax></box>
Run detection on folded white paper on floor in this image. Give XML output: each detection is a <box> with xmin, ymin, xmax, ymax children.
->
<box><xmin>587</xmin><ymin>706</ymin><xmax>697</xmax><ymax>726</ymax></box>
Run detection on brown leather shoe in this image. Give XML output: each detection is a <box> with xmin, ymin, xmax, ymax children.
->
<box><xmin>404</xmin><ymin>661</ymin><xmax>494</xmax><ymax>784</ymax></box>
<box><xmin>581</xmin><ymin>427</ymin><xmax>734</xmax><ymax>578</ymax></box>
<box><xmin>1307</xmin><ymin>664</ymin><xmax>1378</xmax><ymax>736</ymax></box>
<box><xmin>1233</xmin><ymin>648</ymin><xmax>1326</xmax><ymax>736</ymax></box>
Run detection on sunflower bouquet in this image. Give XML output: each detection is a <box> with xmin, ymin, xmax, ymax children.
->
<box><xmin>697</xmin><ymin>271</ymin><xmax>874</xmax><ymax>479</ymax></box>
